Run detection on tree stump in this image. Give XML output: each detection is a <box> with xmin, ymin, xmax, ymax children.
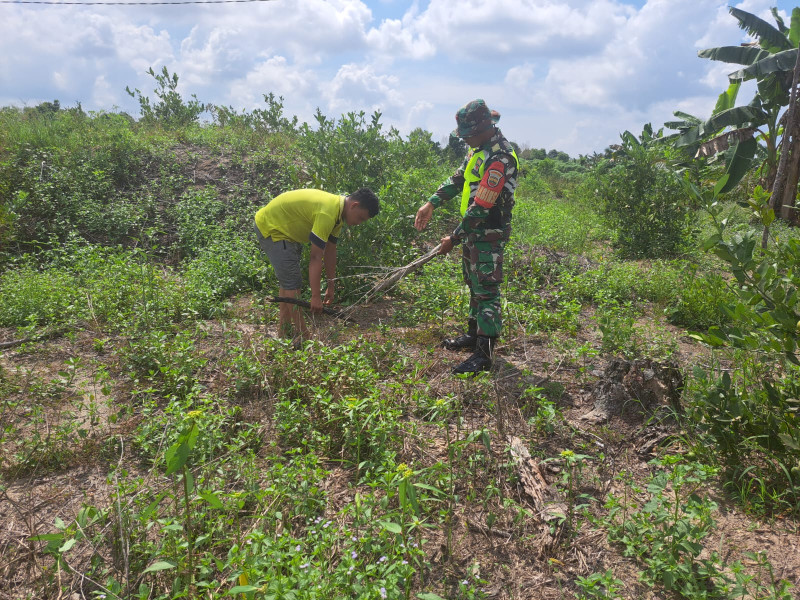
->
<box><xmin>581</xmin><ymin>359</ymin><xmax>683</xmax><ymax>424</ymax></box>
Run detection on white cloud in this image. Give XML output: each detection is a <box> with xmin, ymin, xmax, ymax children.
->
<box><xmin>365</xmin><ymin>17</ymin><xmax>436</xmax><ymax>59</ymax></box>
<box><xmin>227</xmin><ymin>56</ymin><xmax>318</xmax><ymax>116</ymax></box>
<box><xmin>0</xmin><ymin>0</ymin><xmax>792</xmax><ymax>156</ymax></box>
<box><xmin>325</xmin><ymin>63</ymin><xmax>402</xmax><ymax>114</ymax></box>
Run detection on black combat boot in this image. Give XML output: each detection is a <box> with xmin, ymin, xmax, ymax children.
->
<box><xmin>452</xmin><ymin>336</ymin><xmax>495</xmax><ymax>375</ymax></box>
<box><xmin>442</xmin><ymin>319</ymin><xmax>477</xmax><ymax>351</ymax></box>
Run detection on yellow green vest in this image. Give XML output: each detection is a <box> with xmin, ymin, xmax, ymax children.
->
<box><xmin>460</xmin><ymin>146</ymin><xmax>520</xmax><ymax>216</ymax></box>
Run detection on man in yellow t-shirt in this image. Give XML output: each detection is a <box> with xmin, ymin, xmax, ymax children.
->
<box><xmin>254</xmin><ymin>188</ymin><xmax>380</xmax><ymax>343</ymax></box>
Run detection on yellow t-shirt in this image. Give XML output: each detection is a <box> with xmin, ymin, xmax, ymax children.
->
<box><xmin>255</xmin><ymin>189</ymin><xmax>344</xmax><ymax>248</ymax></box>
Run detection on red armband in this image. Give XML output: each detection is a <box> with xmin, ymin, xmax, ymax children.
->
<box><xmin>474</xmin><ymin>161</ymin><xmax>506</xmax><ymax>208</ymax></box>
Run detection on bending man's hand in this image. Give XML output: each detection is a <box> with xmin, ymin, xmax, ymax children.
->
<box><xmin>323</xmin><ymin>286</ymin><xmax>335</xmax><ymax>306</ymax></box>
<box><xmin>310</xmin><ymin>294</ymin><xmax>324</xmax><ymax>313</ymax></box>
<box><xmin>415</xmin><ymin>202</ymin><xmax>434</xmax><ymax>231</ymax></box>
<box><xmin>438</xmin><ymin>235</ymin><xmax>455</xmax><ymax>255</ymax></box>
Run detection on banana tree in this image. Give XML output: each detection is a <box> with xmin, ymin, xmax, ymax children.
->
<box><xmin>668</xmin><ymin>7</ymin><xmax>799</xmax><ymax>204</ymax></box>
<box><xmin>663</xmin><ymin>83</ymin><xmax>760</xmax><ymax>193</ymax></box>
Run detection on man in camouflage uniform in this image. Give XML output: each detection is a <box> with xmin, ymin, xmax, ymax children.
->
<box><xmin>415</xmin><ymin>99</ymin><xmax>519</xmax><ymax>374</ymax></box>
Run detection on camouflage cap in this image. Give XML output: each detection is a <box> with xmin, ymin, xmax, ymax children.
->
<box><xmin>452</xmin><ymin>99</ymin><xmax>495</xmax><ymax>138</ymax></box>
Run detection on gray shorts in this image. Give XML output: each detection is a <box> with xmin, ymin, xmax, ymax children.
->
<box><xmin>254</xmin><ymin>223</ymin><xmax>303</xmax><ymax>291</ymax></box>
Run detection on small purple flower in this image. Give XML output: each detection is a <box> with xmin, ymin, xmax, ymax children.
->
<box><xmin>295</xmin><ymin>545</ymin><xmax>301</xmax><ymax>552</ymax></box>
<box><xmin>380</xmin><ymin>587</ymin><xmax>387</xmax><ymax>599</ymax></box>
<box><xmin>300</xmin><ymin>562</ymin><xmax>310</xmax><ymax>569</ymax></box>
<box><xmin>378</xmin><ymin>556</ymin><xmax>387</xmax><ymax>563</ymax></box>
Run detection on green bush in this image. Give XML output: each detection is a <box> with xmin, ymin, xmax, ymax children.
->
<box><xmin>170</xmin><ymin>186</ymin><xmax>226</xmax><ymax>258</ymax></box>
<box><xmin>182</xmin><ymin>232</ymin><xmax>272</xmax><ymax>317</ymax></box>
<box><xmin>0</xmin><ymin>241</ymin><xmax>188</xmax><ymax>329</ymax></box>
<box><xmin>126</xmin><ymin>66</ymin><xmax>208</xmax><ymax>129</ymax></box>
<box><xmin>666</xmin><ymin>268</ymin><xmax>733</xmax><ymax>331</ymax></box>
<box><xmin>0</xmin><ymin>265</ymin><xmax>78</xmax><ymax>327</ymax></box>
<box><xmin>267</xmin><ymin>338</ymin><xmax>401</xmax><ymax>468</ymax></box>
<box><xmin>0</xmin><ymin>108</ymin><xmax>152</xmax><ymax>247</ymax></box>
<box><xmin>594</xmin><ymin>141</ymin><xmax>694</xmax><ymax>258</ymax></box>
<box><xmin>297</xmin><ymin>110</ymin><xmax>392</xmax><ymax>194</ymax></box>
<box><xmin>686</xmin><ymin>364</ymin><xmax>800</xmax><ymax>508</ymax></box>
<box><xmin>559</xmin><ymin>260</ymin><xmax>681</xmax><ymax>307</ymax></box>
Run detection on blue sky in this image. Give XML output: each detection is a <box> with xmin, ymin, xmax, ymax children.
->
<box><xmin>0</xmin><ymin>0</ymin><xmax>796</xmax><ymax>156</ymax></box>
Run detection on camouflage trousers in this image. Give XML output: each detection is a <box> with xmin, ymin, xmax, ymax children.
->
<box><xmin>461</xmin><ymin>237</ymin><xmax>505</xmax><ymax>338</ymax></box>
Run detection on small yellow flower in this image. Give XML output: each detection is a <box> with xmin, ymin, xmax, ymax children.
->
<box><xmin>560</xmin><ymin>450</ymin><xmax>574</xmax><ymax>458</ymax></box>
<box><xmin>396</xmin><ymin>463</ymin><xmax>414</xmax><ymax>479</ymax></box>
<box><xmin>186</xmin><ymin>410</ymin><xmax>203</xmax><ymax>420</ymax></box>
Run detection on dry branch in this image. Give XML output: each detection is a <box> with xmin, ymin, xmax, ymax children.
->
<box><xmin>0</xmin><ymin>327</ymin><xmax>70</xmax><ymax>350</ymax></box>
<box><xmin>361</xmin><ymin>243</ymin><xmax>443</xmax><ymax>303</ymax></box>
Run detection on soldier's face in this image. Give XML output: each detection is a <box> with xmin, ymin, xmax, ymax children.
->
<box><xmin>462</xmin><ymin>127</ymin><xmax>494</xmax><ymax>148</ymax></box>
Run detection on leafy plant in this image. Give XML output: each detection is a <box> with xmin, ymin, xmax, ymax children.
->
<box><xmin>126</xmin><ymin>66</ymin><xmax>208</xmax><ymax>129</ymax></box>
<box><xmin>593</xmin><ymin>131</ymin><xmax>695</xmax><ymax>258</ymax></box>
<box><xmin>574</xmin><ymin>569</ymin><xmax>624</xmax><ymax>600</ymax></box>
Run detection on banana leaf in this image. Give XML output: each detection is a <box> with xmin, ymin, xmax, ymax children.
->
<box><xmin>730</xmin><ymin>7</ymin><xmax>792</xmax><ymax>53</ymax></box>
<box><xmin>713</xmin><ymin>81</ymin><xmax>741</xmax><ymax>114</ymax></box>
<box><xmin>719</xmin><ymin>137</ymin><xmax>758</xmax><ymax>194</ymax></box>
<box><xmin>729</xmin><ymin>48</ymin><xmax>798</xmax><ymax>82</ymax></box>
<box><xmin>676</xmin><ymin>105</ymin><xmax>766</xmax><ymax>147</ymax></box>
<box><xmin>698</xmin><ymin>45</ymin><xmax>769</xmax><ymax>66</ymax></box>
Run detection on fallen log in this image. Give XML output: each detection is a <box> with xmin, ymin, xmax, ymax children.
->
<box><xmin>507</xmin><ymin>435</ymin><xmax>568</xmax><ymax>549</ymax></box>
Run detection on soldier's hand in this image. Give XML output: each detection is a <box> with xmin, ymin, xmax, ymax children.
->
<box><xmin>323</xmin><ymin>286</ymin><xmax>335</xmax><ymax>305</ymax></box>
<box><xmin>438</xmin><ymin>235</ymin><xmax>455</xmax><ymax>255</ymax></box>
<box><xmin>310</xmin><ymin>294</ymin><xmax>324</xmax><ymax>313</ymax></box>
<box><xmin>415</xmin><ymin>202</ymin><xmax>434</xmax><ymax>231</ymax></box>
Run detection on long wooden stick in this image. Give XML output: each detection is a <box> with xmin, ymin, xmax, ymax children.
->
<box><xmin>0</xmin><ymin>326</ymin><xmax>70</xmax><ymax>350</ymax></box>
<box><xmin>269</xmin><ymin>297</ymin><xmax>357</xmax><ymax>322</ymax></box>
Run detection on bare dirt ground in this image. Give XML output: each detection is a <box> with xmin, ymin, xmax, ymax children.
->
<box><xmin>1</xmin><ymin>294</ymin><xmax>799</xmax><ymax>600</ymax></box>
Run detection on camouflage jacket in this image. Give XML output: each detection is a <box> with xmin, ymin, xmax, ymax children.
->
<box><xmin>428</xmin><ymin>128</ymin><xmax>518</xmax><ymax>242</ymax></box>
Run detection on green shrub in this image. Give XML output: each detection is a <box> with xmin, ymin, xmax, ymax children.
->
<box><xmin>559</xmin><ymin>260</ymin><xmax>681</xmax><ymax>307</ymax></box>
<box><xmin>0</xmin><ymin>107</ymin><xmax>151</xmax><ymax>247</ymax></box>
<box><xmin>0</xmin><ymin>265</ymin><xmax>79</xmax><ymax>327</ymax></box>
<box><xmin>267</xmin><ymin>339</ymin><xmax>401</xmax><ymax>468</ymax></box>
<box><xmin>666</xmin><ymin>268</ymin><xmax>733</xmax><ymax>331</ymax></box>
<box><xmin>133</xmin><ymin>392</ymin><xmax>259</xmax><ymax>465</ymax></box>
<box><xmin>594</xmin><ymin>140</ymin><xmax>694</xmax><ymax>258</ymax></box>
<box><xmin>181</xmin><ymin>232</ymin><xmax>270</xmax><ymax>317</ymax></box>
<box><xmin>333</xmin><ymin>165</ymin><xmax>449</xmax><ymax>301</ymax></box>
<box><xmin>297</xmin><ymin>110</ymin><xmax>392</xmax><ymax>194</ymax></box>
<box><xmin>686</xmin><ymin>363</ymin><xmax>800</xmax><ymax>509</ymax></box>
<box><xmin>126</xmin><ymin>66</ymin><xmax>208</xmax><ymax>129</ymax></box>
<box><xmin>122</xmin><ymin>327</ymin><xmax>207</xmax><ymax>400</ymax></box>
<box><xmin>0</xmin><ymin>241</ymin><xmax>189</xmax><ymax>329</ymax></box>
<box><xmin>170</xmin><ymin>186</ymin><xmax>226</xmax><ymax>258</ymax></box>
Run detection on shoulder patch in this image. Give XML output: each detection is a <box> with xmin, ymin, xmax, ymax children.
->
<box><xmin>486</xmin><ymin>169</ymin><xmax>503</xmax><ymax>188</ymax></box>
